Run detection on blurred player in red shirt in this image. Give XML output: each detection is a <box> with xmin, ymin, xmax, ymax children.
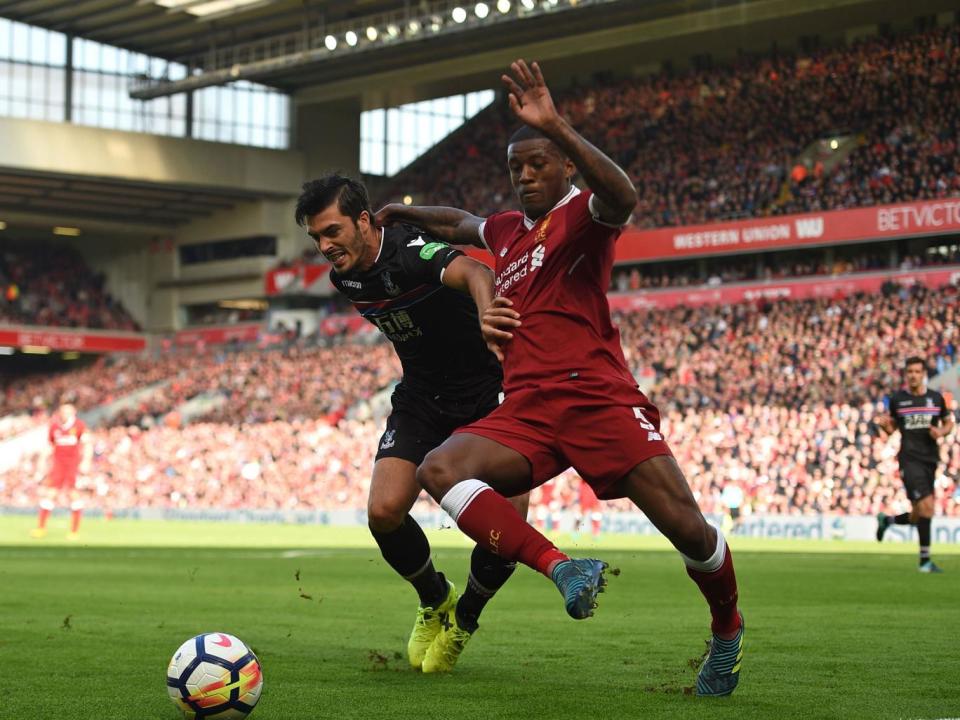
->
<box><xmin>31</xmin><ymin>403</ymin><xmax>92</xmax><ymax>540</ymax></box>
<box><xmin>577</xmin><ymin>479</ymin><xmax>602</xmax><ymax>540</ymax></box>
<box><xmin>380</xmin><ymin>59</ymin><xmax>742</xmax><ymax>696</ymax></box>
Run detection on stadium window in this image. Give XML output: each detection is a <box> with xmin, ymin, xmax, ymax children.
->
<box><xmin>360</xmin><ymin>89</ymin><xmax>494</xmax><ymax>176</ymax></box>
<box><xmin>0</xmin><ymin>19</ymin><xmax>67</xmax><ymax>122</ymax></box>
<box><xmin>0</xmin><ymin>19</ymin><xmax>288</xmax><ymax>149</ymax></box>
<box><xmin>72</xmin><ymin>36</ymin><xmax>189</xmax><ymax>138</ymax></box>
<box><xmin>179</xmin><ymin>235</ymin><xmax>277</xmax><ymax>265</ymax></box>
<box><xmin>192</xmin><ymin>80</ymin><xmax>289</xmax><ymax>149</ymax></box>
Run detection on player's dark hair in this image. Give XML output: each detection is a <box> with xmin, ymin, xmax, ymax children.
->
<box><xmin>295</xmin><ymin>174</ymin><xmax>371</xmax><ymax>227</ymax></box>
<box><xmin>508</xmin><ymin>125</ymin><xmax>566</xmax><ymax>156</ymax></box>
<box><xmin>905</xmin><ymin>356</ymin><xmax>925</xmax><ymax>369</ymax></box>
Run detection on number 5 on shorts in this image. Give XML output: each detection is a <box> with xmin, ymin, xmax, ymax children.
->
<box><xmin>633</xmin><ymin>407</ymin><xmax>655</xmax><ymax>431</ymax></box>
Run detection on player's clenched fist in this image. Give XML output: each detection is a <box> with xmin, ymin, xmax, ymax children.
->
<box><xmin>481</xmin><ymin>297</ymin><xmax>521</xmax><ymax>362</ymax></box>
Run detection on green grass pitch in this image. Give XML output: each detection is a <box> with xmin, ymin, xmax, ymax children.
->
<box><xmin>2</xmin><ymin>516</ymin><xmax>959</xmax><ymax>720</ymax></box>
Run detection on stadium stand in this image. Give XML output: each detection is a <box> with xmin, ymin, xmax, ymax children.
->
<box><xmin>0</xmin><ymin>238</ymin><xmax>139</xmax><ymax>331</ymax></box>
<box><xmin>1</xmin><ymin>17</ymin><xmax>959</xmax><ymax>526</ymax></box>
<box><xmin>1</xmin><ymin>283</ymin><xmax>957</xmax><ymax>518</ymax></box>
<box><xmin>379</xmin><ymin>25</ymin><xmax>960</xmax><ymax>226</ymax></box>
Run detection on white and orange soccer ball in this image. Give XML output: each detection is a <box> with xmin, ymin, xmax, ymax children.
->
<box><xmin>166</xmin><ymin>633</ymin><xmax>263</xmax><ymax>719</ymax></box>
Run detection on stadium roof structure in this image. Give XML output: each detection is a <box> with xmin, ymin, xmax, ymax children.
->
<box><xmin>4</xmin><ymin>0</ymin><xmax>846</xmax><ymax>98</ymax></box>
<box><xmin>0</xmin><ymin>168</ymin><xmax>281</xmax><ymax>227</ymax></box>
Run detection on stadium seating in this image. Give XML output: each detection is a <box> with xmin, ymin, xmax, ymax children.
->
<box><xmin>2</xmin><ymin>283</ymin><xmax>957</xmax><ymax>518</ymax></box>
<box><xmin>379</xmin><ymin>25</ymin><xmax>960</xmax><ymax>227</ymax></box>
<box><xmin>0</xmin><ymin>238</ymin><xmax>140</xmax><ymax>331</ymax></box>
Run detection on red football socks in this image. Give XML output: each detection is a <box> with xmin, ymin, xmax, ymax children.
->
<box><xmin>686</xmin><ymin>543</ymin><xmax>741</xmax><ymax>637</ymax></box>
<box><xmin>451</xmin><ymin>484</ymin><xmax>569</xmax><ymax>578</ymax></box>
<box><xmin>37</xmin><ymin>507</ymin><xmax>50</xmax><ymax>530</ymax></box>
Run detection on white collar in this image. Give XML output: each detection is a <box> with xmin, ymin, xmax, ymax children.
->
<box><xmin>523</xmin><ymin>185</ymin><xmax>580</xmax><ymax>230</ymax></box>
<box><xmin>373</xmin><ymin>226</ymin><xmax>384</xmax><ymax>263</ymax></box>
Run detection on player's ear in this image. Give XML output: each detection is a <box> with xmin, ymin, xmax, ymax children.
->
<box><xmin>563</xmin><ymin>156</ymin><xmax>576</xmax><ymax>181</ymax></box>
<box><xmin>357</xmin><ymin>209</ymin><xmax>372</xmax><ymax>231</ymax></box>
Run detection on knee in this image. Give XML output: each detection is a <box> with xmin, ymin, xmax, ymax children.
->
<box><xmin>366</xmin><ymin>501</ymin><xmax>406</xmax><ymax>534</ymax></box>
<box><xmin>675</xmin><ymin>516</ymin><xmax>715</xmax><ymax>561</ymax></box>
<box><xmin>416</xmin><ymin>450</ymin><xmax>460</xmax><ymax>499</ymax></box>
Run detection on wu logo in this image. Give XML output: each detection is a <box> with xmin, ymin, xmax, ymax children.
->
<box><xmin>531</xmin><ymin>244</ymin><xmax>545</xmax><ymax>269</ymax></box>
<box><xmin>794</xmin><ymin>217</ymin><xmax>824</xmax><ymax>239</ymax></box>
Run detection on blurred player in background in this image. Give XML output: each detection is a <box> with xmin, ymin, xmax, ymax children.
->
<box><xmin>379</xmin><ymin>59</ymin><xmax>743</xmax><ymax>696</ymax></box>
<box><xmin>31</xmin><ymin>403</ymin><xmax>92</xmax><ymax>540</ymax></box>
<box><xmin>874</xmin><ymin>356</ymin><xmax>954</xmax><ymax>572</ymax></box>
<box><xmin>576</xmin><ymin>479</ymin><xmax>602</xmax><ymax>540</ymax></box>
<box><xmin>296</xmin><ymin>174</ymin><xmax>528</xmax><ymax>673</ymax></box>
<box><xmin>720</xmin><ymin>482</ymin><xmax>745</xmax><ymax>536</ymax></box>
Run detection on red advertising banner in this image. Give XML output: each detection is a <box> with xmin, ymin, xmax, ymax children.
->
<box><xmin>616</xmin><ymin>197</ymin><xmax>960</xmax><ymax>262</ymax></box>
<box><xmin>0</xmin><ymin>326</ymin><xmax>146</xmax><ymax>353</ymax></box>
<box><xmin>264</xmin><ymin>263</ymin><xmax>332</xmax><ymax>296</ymax></box>
<box><xmin>608</xmin><ymin>265</ymin><xmax>960</xmax><ymax>312</ymax></box>
<box><xmin>173</xmin><ymin>323</ymin><xmax>261</xmax><ymax>347</ymax></box>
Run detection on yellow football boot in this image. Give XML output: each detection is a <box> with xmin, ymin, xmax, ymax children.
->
<box><xmin>421</xmin><ymin>611</ymin><xmax>474</xmax><ymax>674</ymax></box>
<box><xmin>407</xmin><ymin>580</ymin><xmax>458</xmax><ymax>669</ymax></box>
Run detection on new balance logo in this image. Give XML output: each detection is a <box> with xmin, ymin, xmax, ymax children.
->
<box><xmin>531</xmin><ymin>243</ymin><xmax>545</xmax><ymax>269</ymax></box>
<box><xmin>647</xmin><ymin>431</ymin><xmax>663</xmax><ymax>441</ymax></box>
<box><xmin>794</xmin><ymin>217</ymin><xmax>824</xmax><ymax>239</ymax></box>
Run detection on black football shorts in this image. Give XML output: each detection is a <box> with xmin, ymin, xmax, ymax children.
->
<box><xmin>899</xmin><ymin>458</ymin><xmax>936</xmax><ymax>502</ymax></box>
<box><xmin>375</xmin><ymin>382</ymin><xmax>503</xmax><ymax>465</ymax></box>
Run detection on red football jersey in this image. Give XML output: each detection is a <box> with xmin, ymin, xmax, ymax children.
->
<box><xmin>479</xmin><ymin>187</ymin><xmax>635</xmax><ymax>392</ymax></box>
<box><xmin>49</xmin><ymin>418</ymin><xmax>86</xmax><ymax>465</ymax></box>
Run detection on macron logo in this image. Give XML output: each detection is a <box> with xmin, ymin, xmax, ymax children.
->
<box><xmin>794</xmin><ymin>217</ymin><xmax>824</xmax><ymax>239</ymax></box>
<box><xmin>407</xmin><ymin>236</ymin><xmax>426</xmax><ymax>247</ymax></box>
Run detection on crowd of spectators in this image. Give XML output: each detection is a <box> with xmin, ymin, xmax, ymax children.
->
<box><xmin>107</xmin><ymin>343</ymin><xmax>400</xmax><ymax>427</ymax></box>
<box><xmin>0</xmin><ymin>239</ymin><xmax>139</xmax><ymax>331</ymax></box>
<box><xmin>618</xmin><ymin>283</ymin><xmax>959</xmax><ymax>410</ymax></box>
<box><xmin>610</xmin><ymin>246</ymin><xmax>900</xmax><ymax>291</ymax></box>
<box><xmin>379</xmin><ymin>24</ymin><xmax>960</xmax><ymax>228</ymax></box>
<box><xmin>0</xmin><ymin>354</ymin><xmax>184</xmax><ymax>416</ymax></box>
<box><xmin>1</xmin><ymin>401</ymin><xmax>956</xmax><ymax>520</ymax></box>
<box><xmin>2</xmin><ymin>282</ymin><xmax>959</xmax><ymax>520</ymax></box>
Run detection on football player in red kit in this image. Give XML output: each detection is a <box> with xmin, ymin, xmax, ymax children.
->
<box><xmin>377</xmin><ymin>59</ymin><xmax>743</xmax><ymax>696</ymax></box>
<box><xmin>31</xmin><ymin>403</ymin><xmax>92</xmax><ymax>540</ymax></box>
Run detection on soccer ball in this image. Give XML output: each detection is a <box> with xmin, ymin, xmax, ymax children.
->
<box><xmin>166</xmin><ymin>633</ymin><xmax>263</xmax><ymax>719</ymax></box>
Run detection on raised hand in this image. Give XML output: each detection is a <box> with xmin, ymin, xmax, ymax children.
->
<box><xmin>501</xmin><ymin>59</ymin><xmax>560</xmax><ymax>132</ymax></box>
<box><xmin>481</xmin><ymin>296</ymin><xmax>522</xmax><ymax>363</ymax></box>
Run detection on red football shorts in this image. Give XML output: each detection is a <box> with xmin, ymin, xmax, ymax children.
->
<box><xmin>46</xmin><ymin>463</ymin><xmax>79</xmax><ymax>491</ymax></box>
<box><xmin>455</xmin><ymin>374</ymin><xmax>673</xmax><ymax>498</ymax></box>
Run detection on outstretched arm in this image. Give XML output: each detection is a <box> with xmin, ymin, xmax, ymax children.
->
<box><xmin>502</xmin><ymin>59</ymin><xmax>637</xmax><ymax>225</ymax></box>
<box><xmin>375</xmin><ymin>204</ymin><xmax>486</xmax><ymax>248</ymax></box>
<box><xmin>441</xmin><ymin>256</ymin><xmax>516</xmax><ymax>361</ymax></box>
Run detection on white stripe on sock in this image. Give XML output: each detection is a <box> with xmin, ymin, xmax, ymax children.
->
<box><xmin>681</xmin><ymin>528</ymin><xmax>726</xmax><ymax>573</ymax></box>
<box><xmin>440</xmin><ymin>479</ymin><xmax>491</xmax><ymax>522</ymax></box>
<box><xmin>402</xmin><ymin>556</ymin><xmax>434</xmax><ymax>581</ymax></box>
